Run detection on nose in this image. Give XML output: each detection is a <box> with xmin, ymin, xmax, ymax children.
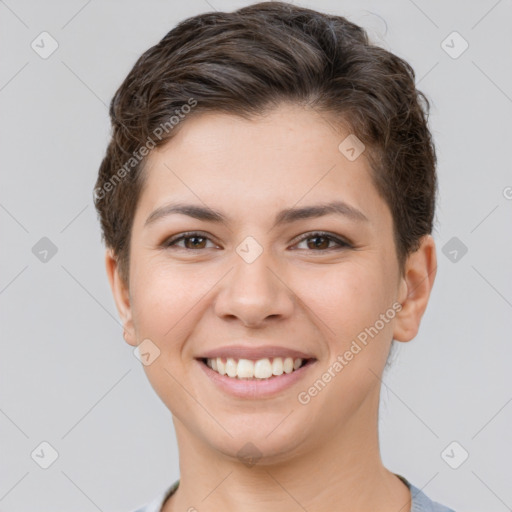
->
<box><xmin>214</xmin><ymin>249</ymin><xmax>295</xmax><ymax>328</ymax></box>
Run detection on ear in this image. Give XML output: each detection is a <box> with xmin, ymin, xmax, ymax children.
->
<box><xmin>393</xmin><ymin>235</ymin><xmax>437</xmax><ymax>343</ymax></box>
<box><xmin>104</xmin><ymin>248</ymin><xmax>137</xmax><ymax>346</ymax></box>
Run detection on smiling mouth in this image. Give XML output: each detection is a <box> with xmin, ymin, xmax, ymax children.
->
<box><xmin>197</xmin><ymin>356</ymin><xmax>316</xmax><ymax>380</ymax></box>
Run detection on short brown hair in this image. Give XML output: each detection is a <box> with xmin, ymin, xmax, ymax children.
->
<box><xmin>94</xmin><ymin>1</ymin><xmax>437</xmax><ymax>287</ymax></box>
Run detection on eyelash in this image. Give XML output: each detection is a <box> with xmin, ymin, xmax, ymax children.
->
<box><xmin>163</xmin><ymin>231</ymin><xmax>351</xmax><ymax>252</ymax></box>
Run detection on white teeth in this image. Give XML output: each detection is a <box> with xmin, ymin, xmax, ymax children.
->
<box><xmin>237</xmin><ymin>359</ymin><xmax>255</xmax><ymax>378</ymax></box>
<box><xmin>283</xmin><ymin>357</ymin><xmax>294</xmax><ymax>374</ymax></box>
<box><xmin>225</xmin><ymin>358</ymin><xmax>238</xmax><ymax>378</ymax></box>
<box><xmin>217</xmin><ymin>358</ymin><xmax>226</xmax><ymax>376</ymax></box>
<box><xmin>272</xmin><ymin>357</ymin><xmax>283</xmax><ymax>376</ymax></box>
<box><xmin>254</xmin><ymin>359</ymin><xmax>273</xmax><ymax>379</ymax></box>
<box><xmin>205</xmin><ymin>356</ymin><xmax>306</xmax><ymax>379</ymax></box>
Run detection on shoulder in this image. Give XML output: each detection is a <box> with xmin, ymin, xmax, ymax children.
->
<box><xmin>132</xmin><ymin>477</ymin><xmax>457</xmax><ymax>512</ymax></box>
<box><xmin>130</xmin><ymin>480</ymin><xmax>180</xmax><ymax>512</ymax></box>
<box><xmin>397</xmin><ymin>474</ymin><xmax>456</xmax><ymax>512</ymax></box>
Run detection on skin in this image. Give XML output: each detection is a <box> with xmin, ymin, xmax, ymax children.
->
<box><xmin>105</xmin><ymin>103</ymin><xmax>437</xmax><ymax>512</ymax></box>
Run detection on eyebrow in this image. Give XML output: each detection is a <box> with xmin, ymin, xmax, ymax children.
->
<box><xmin>144</xmin><ymin>200</ymin><xmax>369</xmax><ymax>228</ymax></box>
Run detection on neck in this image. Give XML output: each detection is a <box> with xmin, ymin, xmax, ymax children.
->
<box><xmin>163</xmin><ymin>386</ymin><xmax>411</xmax><ymax>512</ymax></box>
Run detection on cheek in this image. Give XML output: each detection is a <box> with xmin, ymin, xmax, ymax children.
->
<box><xmin>296</xmin><ymin>261</ymin><xmax>392</xmax><ymax>339</ymax></box>
<box><xmin>129</xmin><ymin>265</ymin><xmax>207</xmax><ymax>402</ymax></box>
<box><xmin>130</xmin><ymin>261</ymin><xmax>217</xmax><ymax>342</ymax></box>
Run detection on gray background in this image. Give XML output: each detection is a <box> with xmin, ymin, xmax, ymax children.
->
<box><xmin>1</xmin><ymin>0</ymin><xmax>511</xmax><ymax>511</ymax></box>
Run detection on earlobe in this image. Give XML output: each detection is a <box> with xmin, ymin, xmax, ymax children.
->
<box><xmin>104</xmin><ymin>248</ymin><xmax>137</xmax><ymax>346</ymax></box>
<box><xmin>393</xmin><ymin>235</ymin><xmax>437</xmax><ymax>343</ymax></box>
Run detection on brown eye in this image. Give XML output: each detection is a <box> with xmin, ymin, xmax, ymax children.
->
<box><xmin>182</xmin><ymin>235</ymin><xmax>207</xmax><ymax>249</ymax></box>
<box><xmin>294</xmin><ymin>232</ymin><xmax>350</xmax><ymax>251</ymax></box>
<box><xmin>306</xmin><ymin>235</ymin><xmax>330</xmax><ymax>250</ymax></box>
<box><xmin>164</xmin><ymin>232</ymin><xmax>216</xmax><ymax>250</ymax></box>
<box><xmin>163</xmin><ymin>231</ymin><xmax>351</xmax><ymax>252</ymax></box>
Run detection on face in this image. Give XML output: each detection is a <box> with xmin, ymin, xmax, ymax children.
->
<box><xmin>106</xmin><ymin>103</ymin><xmax>436</xmax><ymax>462</ymax></box>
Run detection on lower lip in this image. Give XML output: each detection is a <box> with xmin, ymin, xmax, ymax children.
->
<box><xmin>195</xmin><ymin>358</ymin><xmax>317</xmax><ymax>399</ymax></box>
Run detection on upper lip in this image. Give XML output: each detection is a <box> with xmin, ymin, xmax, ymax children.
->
<box><xmin>197</xmin><ymin>345</ymin><xmax>316</xmax><ymax>361</ymax></box>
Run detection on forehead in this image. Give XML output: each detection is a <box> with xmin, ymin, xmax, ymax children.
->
<box><xmin>135</xmin><ymin>104</ymin><xmax>389</xmax><ymax>230</ymax></box>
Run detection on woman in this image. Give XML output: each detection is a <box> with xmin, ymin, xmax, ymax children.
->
<box><xmin>94</xmin><ymin>2</ymin><xmax>456</xmax><ymax>511</ymax></box>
